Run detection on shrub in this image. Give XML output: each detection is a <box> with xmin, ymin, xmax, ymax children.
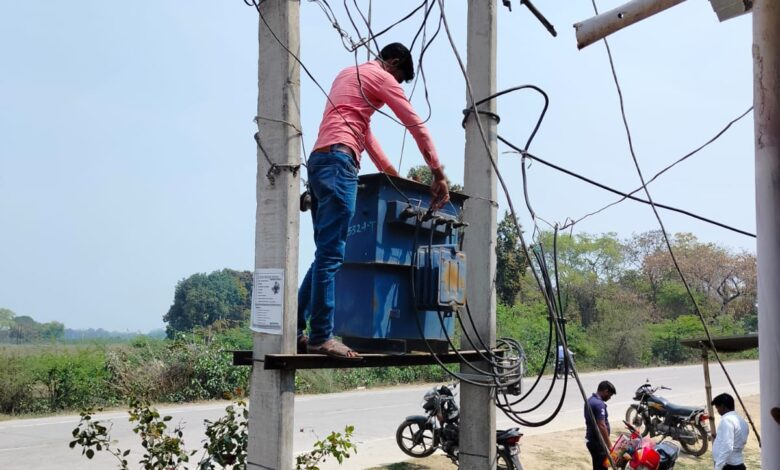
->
<box><xmin>0</xmin><ymin>345</ymin><xmax>117</xmax><ymax>414</ymax></box>
<box><xmin>70</xmin><ymin>400</ymin><xmax>355</xmax><ymax>470</ymax></box>
<box><xmin>0</xmin><ymin>352</ymin><xmax>36</xmax><ymax>414</ymax></box>
<box><xmin>105</xmin><ymin>336</ymin><xmax>249</xmax><ymax>403</ymax></box>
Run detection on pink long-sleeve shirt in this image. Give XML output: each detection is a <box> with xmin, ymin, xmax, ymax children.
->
<box><xmin>313</xmin><ymin>60</ymin><xmax>441</xmax><ymax>171</ymax></box>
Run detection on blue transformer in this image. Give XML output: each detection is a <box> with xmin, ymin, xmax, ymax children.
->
<box><xmin>333</xmin><ymin>174</ymin><xmax>468</xmax><ymax>354</ymax></box>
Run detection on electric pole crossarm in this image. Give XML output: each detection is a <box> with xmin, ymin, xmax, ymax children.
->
<box><xmin>574</xmin><ymin>0</ymin><xmax>687</xmax><ymax>49</ymax></box>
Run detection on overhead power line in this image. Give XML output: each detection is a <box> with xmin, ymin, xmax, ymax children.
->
<box><xmin>589</xmin><ymin>0</ymin><xmax>760</xmax><ymax>446</ymax></box>
<box><xmin>505</xmin><ymin>148</ymin><xmax>757</xmax><ymax>238</ymax></box>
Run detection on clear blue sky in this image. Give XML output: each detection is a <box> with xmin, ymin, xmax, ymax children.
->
<box><xmin>0</xmin><ymin>1</ymin><xmax>755</xmax><ymax>332</ymax></box>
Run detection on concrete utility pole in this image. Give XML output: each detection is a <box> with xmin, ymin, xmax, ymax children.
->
<box><xmin>753</xmin><ymin>0</ymin><xmax>780</xmax><ymax>466</ymax></box>
<box><xmin>460</xmin><ymin>1</ymin><xmax>498</xmax><ymax>469</ymax></box>
<box><xmin>248</xmin><ymin>0</ymin><xmax>301</xmax><ymax>468</ymax></box>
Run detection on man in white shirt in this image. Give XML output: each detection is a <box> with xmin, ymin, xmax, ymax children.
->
<box><xmin>711</xmin><ymin>393</ymin><xmax>749</xmax><ymax>470</ymax></box>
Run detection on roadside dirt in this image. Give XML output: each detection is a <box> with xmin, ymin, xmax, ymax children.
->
<box><xmin>370</xmin><ymin>395</ymin><xmax>762</xmax><ymax>469</ymax></box>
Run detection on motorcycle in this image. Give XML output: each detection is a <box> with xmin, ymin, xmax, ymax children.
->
<box><xmin>605</xmin><ymin>420</ymin><xmax>680</xmax><ymax>469</ymax></box>
<box><xmin>395</xmin><ymin>383</ymin><xmax>523</xmax><ymax>469</ymax></box>
<box><xmin>625</xmin><ymin>382</ymin><xmax>710</xmax><ymax>456</ymax></box>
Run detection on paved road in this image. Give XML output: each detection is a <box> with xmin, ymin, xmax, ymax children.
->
<box><xmin>0</xmin><ymin>360</ymin><xmax>758</xmax><ymax>469</ymax></box>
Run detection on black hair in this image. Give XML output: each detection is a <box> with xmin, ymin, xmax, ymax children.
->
<box><xmin>712</xmin><ymin>393</ymin><xmax>735</xmax><ymax>411</ymax></box>
<box><xmin>598</xmin><ymin>380</ymin><xmax>617</xmax><ymax>395</ymax></box>
<box><xmin>379</xmin><ymin>43</ymin><xmax>414</xmax><ymax>82</ymax></box>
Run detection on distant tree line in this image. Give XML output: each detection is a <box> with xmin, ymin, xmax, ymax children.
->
<box><xmin>0</xmin><ymin>308</ymin><xmax>65</xmax><ymax>344</ymax></box>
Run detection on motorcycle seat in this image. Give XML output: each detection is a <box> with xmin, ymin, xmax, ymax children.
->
<box><xmin>664</xmin><ymin>402</ymin><xmax>702</xmax><ymax>417</ymax></box>
<box><xmin>496</xmin><ymin>428</ymin><xmax>522</xmax><ymax>442</ymax></box>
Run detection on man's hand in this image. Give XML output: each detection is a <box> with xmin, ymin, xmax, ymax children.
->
<box><xmin>429</xmin><ymin>166</ymin><xmax>450</xmax><ymax>211</ymax></box>
<box><xmin>383</xmin><ymin>165</ymin><xmax>400</xmax><ymax>177</ymax></box>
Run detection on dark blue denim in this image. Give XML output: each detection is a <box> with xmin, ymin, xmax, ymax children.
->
<box><xmin>297</xmin><ymin>150</ymin><xmax>358</xmax><ymax>345</ymax></box>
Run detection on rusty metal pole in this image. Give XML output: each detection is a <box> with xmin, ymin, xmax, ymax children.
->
<box><xmin>754</xmin><ymin>0</ymin><xmax>780</xmax><ymax>465</ymax></box>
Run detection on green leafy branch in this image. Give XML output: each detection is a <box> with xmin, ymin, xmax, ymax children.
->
<box><xmin>295</xmin><ymin>426</ymin><xmax>357</xmax><ymax>470</ymax></box>
<box><xmin>70</xmin><ymin>399</ymin><xmax>356</xmax><ymax>470</ymax></box>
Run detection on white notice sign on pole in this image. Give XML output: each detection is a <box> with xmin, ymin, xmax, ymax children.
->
<box><xmin>251</xmin><ymin>268</ymin><xmax>284</xmax><ymax>334</ymax></box>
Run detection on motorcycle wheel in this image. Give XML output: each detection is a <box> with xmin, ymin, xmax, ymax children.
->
<box><xmin>496</xmin><ymin>447</ymin><xmax>518</xmax><ymax>470</ymax></box>
<box><xmin>679</xmin><ymin>422</ymin><xmax>708</xmax><ymax>457</ymax></box>
<box><xmin>396</xmin><ymin>419</ymin><xmax>437</xmax><ymax>458</ymax></box>
<box><xmin>624</xmin><ymin>405</ymin><xmax>650</xmax><ymax>437</ymax></box>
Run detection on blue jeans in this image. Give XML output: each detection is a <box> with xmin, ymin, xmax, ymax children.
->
<box><xmin>297</xmin><ymin>150</ymin><xmax>358</xmax><ymax>345</ymax></box>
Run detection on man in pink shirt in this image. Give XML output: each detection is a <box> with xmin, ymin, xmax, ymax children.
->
<box><xmin>298</xmin><ymin>43</ymin><xmax>449</xmax><ymax>359</ymax></box>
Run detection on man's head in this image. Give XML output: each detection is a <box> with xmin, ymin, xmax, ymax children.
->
<box><xmin>597</xmin><ymin>380</ymin><xmax>617</xmax><ymax>401</ymax></box>
<box><xmin>379</xmin><ymin>43</ymin><xmax>414</xmax><ymax>83</ymax></box>
<box><xmin>712</xmin><ymin>393</ymin><xmax>735</xmax><ymax>416</ymax></box>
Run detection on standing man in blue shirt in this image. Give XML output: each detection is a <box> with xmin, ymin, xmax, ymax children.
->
<box><xmin>584</xmin><ymin>380</ymin><xmax>616</xmax><ymax>470</ymax></box>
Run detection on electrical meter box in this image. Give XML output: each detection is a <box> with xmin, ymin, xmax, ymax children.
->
<box><xmin>333</xmin><ymin>174</ymin><xmax>468</xmax><ymax>353</ymax></box>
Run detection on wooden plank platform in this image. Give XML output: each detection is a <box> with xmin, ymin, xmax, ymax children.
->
<box><xmin>231</xmin><ymin>349</ymin><xmax>497</xmax><ymax>370</ymax></box>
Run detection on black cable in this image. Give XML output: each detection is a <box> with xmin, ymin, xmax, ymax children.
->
<box><xmin>505</xmin><ymin>146</ymin><xmax>757</xmax><ymax>239</ymax></box>
<box><xmin>495</xmin><ymin>248</ymin><xmax>569</xmax><ymax>426</ymax></box>
<box><xmin>589</xmin><ymin>0</ymin><xmax>760</xmax><ymax>446</ymax></box>
<box><xmin>568</xmin><ymin>106</ymin><xmax>753</xmax><ymax>229</ymax></box>
<box><xmin>248</xmin><ymin>0</ymin><xmax>522</xmax><ymax>389</ymax></box>
<box><xmin>437</xmin><ymin>3</ymin><xmax>616</xmax><ymax>465</ymax></box>
<box><xmin>422</xmin><ymin>217</ymin><xmax>523</xmax><ymax>383</ymax></box>
<box><xmin>347</xmin><ymin>0</ymin><xmax>427</xmax><ymax>53</ymax></box>
<box><xmin>408</xmin><ymin>215</ymin><xmax>513</xmax><ymax>387</ymax></box>
<box><xmin>399</xmin><ymin>1</ymin><xmax>442</xmax><ymax>171</ymax></box>
<box><xmin>250</xmin><ymin>1</ymin><xmax>593</xmax><ymax>432</ymax></box>
<box><xmin>250</xmin><ymin>0</ymin><xmax>417</xmax><ymax>206</ymax></box>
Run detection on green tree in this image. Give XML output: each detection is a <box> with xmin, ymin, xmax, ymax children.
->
<box><xmin>0</xmin><ymin>308</ymin><xmax>15</xmax><ymax>342</ymax></box>
<box><xmin>40</xmin><ymin>321</ymin><xmax>65</xmax><ymax>341</ymax></box>
<box><xmin>537</xmin><ymin>231</ymin><xmax>624</xmax><ymax>327</ymax></box>
<box><xmin>495</xmin><ymin>211</ymin><xmax>528</xmax><ymax>306</ymax></box>
<box><xmin>405</xmin><ymin>165</ymin><xmax>464</xmax><ymax>192</ymax></box>
<box><xmin>10</xmin><ymin>315</ymin><xmax>40</xmax><ymax>343</ymax></box>
<box><xmin>163</xmin><ymin>269</ymin><xmax>251</xmax><ymax>338</ymax></box>
<box><xmin>589</xmin><ymin>286</ymin><xmax>652</xmax><ymax>368</ymax></box>
<box><xmin>0</xmin><ymin>308</ymin><xmax>14</xmax><ymax>329</ymax></box>
<box><xmin>628</xmin><ymin>232</ymin><xmax>757</xmax><ymax>322</ymax></box>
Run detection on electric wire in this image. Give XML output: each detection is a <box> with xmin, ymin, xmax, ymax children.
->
<box><xmin>502</xmin><ymin>145</ymin><xmax>757</xmax><ymax>239</ymax></box>
<box><xmin>399</xmin><ymin>0</ymin><xmax>442</xmax><ymax>172</ymax></box>
<box><xmin>249</xmin><ymin>0</ymin><xmax>417</xmax><ymax>206</ymax></box>
<box><xmin>246</xmin><ymin>2</ymin><xmax>741</xmax><ymax>456</ymax></box>
<box><xmin>562</xmin><ymin>105</ymin><xmax>754</xmax><ymax>231</ymax></box>
<box><xmin>407</xmin><ymin>215</ymin><xmax>523</xmax><ymax>387</ymax></box>
<box><xmin>258</xmin><ymin>0</ymin><xmax>755</xmax><ymax>456</ymax></box>
<box><xmin>294</xmin><ymin>0</ymin><xmax>443</xmax><ymax>200</ymax></box>
<box><xmin>346</xmin><ymin>0</ymin><xmax>380</xmax><ymax>57</ymax></box>
<box><xmin>589</xmin><ymin>0</ymin><xmax>760</xmax><ymax>446</ymax></box>
<box><xmin>254</xmin><ymin>115</ymin><xmax>310</xmax><ymax>178</ymax></box>
<box><xmin>437</xmin><ymin>2</ymin><xmax>616</xmax><ymax>465</ymax></box>
<box><xmin>438</xmin><ymin>0</ymin><xmax>568</xmax><ymax>404</ymax></box>
<box><xmin>247</xmin><ymin>0</ymin><xmax>530</xmax><ymax>390</ymax></box>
